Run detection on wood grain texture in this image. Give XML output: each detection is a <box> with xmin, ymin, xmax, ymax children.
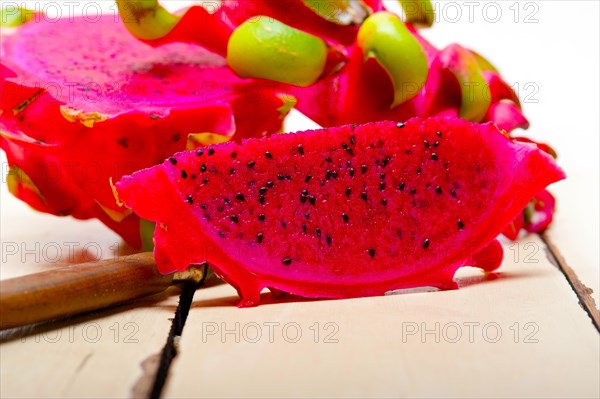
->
<box><xmin>544</xmin><ymin>171</ymin><xmax>600</xmax><ymax>311</ymax></box>
<box><xmin>164</xmin><ymin>235</ymin><xmax>600</xmax><ymax>398</ymax></box>
<box><xmin>0</xmin><ymin>253</ymin><xmax>173</xmax><ymax>329</ymax></box>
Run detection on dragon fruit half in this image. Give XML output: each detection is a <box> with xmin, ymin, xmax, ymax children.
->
<box><xmin>115</xmin><ymin>0</ymin><xmax>556</xmax><ymax>239</ymax></box>
<box><xmin>0</xmin><ymin>13</ymin><xmax>293</xmax><ymax>248</ymax></box>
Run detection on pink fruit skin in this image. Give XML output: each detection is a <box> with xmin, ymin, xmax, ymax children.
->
<box><xmin>116</xmin><ymin>117</ymin><xmax>565</xmax><ymax>307</ymax></box>
<box><xmin>0</xmin><ymin>15</ymin><xmax>291</xmax><ymax>247</ymax></box>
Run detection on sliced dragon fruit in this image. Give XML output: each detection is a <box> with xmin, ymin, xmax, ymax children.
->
<box><xmin>0</xmin><ymin>15</ymin><xmax>292</xmax><ymax>248</ymax></box>
<box><xmin>116</xmin><ymin>117</ymin><xmax>565</xmax><ymax>306</ymax></box>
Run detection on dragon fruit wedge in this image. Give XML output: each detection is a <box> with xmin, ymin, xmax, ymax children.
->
<box><xmin>115</xmin><ymin>117</ymin><xmax>565</xmax><ymax>307</ymax></box>
<box><xmin>0</xmin><ymin>14</ymin><xmax>293</xmax><ymax>248</ymax></box>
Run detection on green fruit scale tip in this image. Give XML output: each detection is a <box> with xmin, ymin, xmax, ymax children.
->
<box><xmin>357</xmin><ymin>11</ymin><xmax>429</xmax><ymax>108</ymax></box>
<box><xmin>227</xmin><ymin>17</ymin><xmax>328</xmax><ymax>87</ymax></box>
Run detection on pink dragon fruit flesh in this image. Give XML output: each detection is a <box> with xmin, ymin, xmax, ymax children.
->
<box><xmin>116</xmin><ymin>117</ymin><xmax>565</xmax><ymax>307</ymax></box>
<box><xmin>0</xmin><ymin>14</ymin><xmax>293</xmax><ymax>248</ymax></box>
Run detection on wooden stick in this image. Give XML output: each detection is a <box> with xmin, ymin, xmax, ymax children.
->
<box><xmin>0</xmin><ymin>252</ymin><xmax>204</xmax><ymax>330</ymax></box>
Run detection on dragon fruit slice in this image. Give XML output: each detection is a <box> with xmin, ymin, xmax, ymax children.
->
<box><xmin>0</xmin><ymin>15</ymin><xmax>292</xmax><ymax>248</ymax></box>
<box><xmin>116</xmin><ymin>117</ymin><xmax>565</xmax><ymax>307</ymax></box>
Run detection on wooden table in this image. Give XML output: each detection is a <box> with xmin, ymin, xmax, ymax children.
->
<box><xmin>1</xmin><ymin>131</ymin><xmax>598</xmax><ymax>398</ymax></box>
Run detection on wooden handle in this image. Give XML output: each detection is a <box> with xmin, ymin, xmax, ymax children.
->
<box><xmin>0</xmin><ymin>252</ymin><xmax>176</xmax><ymax>330</ymax></box>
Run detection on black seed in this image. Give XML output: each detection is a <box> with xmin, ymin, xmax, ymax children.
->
<box><xmin>435</xmin><ymin>186</ymin><xmax>442</xmax><ymax>194</ymax></box>
<box><xmin>361</xmin><ymin>164</ymin><xmax>367</xmax><ymax>174</ymax></box>
<box><xmin>301</xmin><ymin>189</ymin><xmax>309</xmax><ymax>196</ymax></box>
<box><xmin>200</xmin><ymin>204</ymin><xmax>207</xmax><ymax>210</ymax></box>
<box><xmin>297</xmin><ymin>144</ymin><xmax>304</xmax><ymax>155</ymax></box>
<box><xmin>235</xmin><ymin>193</ymin><xmax>245</xmax><ymax>201</ymax></box>
<box><xmin>436</xmin><ymin>131</ymin><xmax>442</xmax><ymax>137</ymax></box>
<box><xmin>249</xmin><ymin>180</ymin><xmax>255</xmax><ymax>187</ymax></box>
<box><xmin>265</xmin><ymin>151</ymin><xmax>272</xmax><ymax>159</ymax></box>
<box><xmin>349</xmin><ymin>136</ymin><xmax>356</xmax><ymax>145</ymax></box>
<box><xmin>207</xmin><ymin>148</ymin><xmax>215</xmax><ymax>156</ymax></box>
<box><xmin>224</xmin><ymin>198</ymin><xmax>231</xmax><ymax>205</ymax></box>
<box><xmin>433</xmin><ymin>141</ymin><xmax>440</xmax><ymax>148</ymax></box>
<box><xmin>346</xmin><ymin>187</ymin><xmax>352</xmax><ymax>197</ymax></box>
<box><xmin>259</xmin><ymin>187</ymin><xmax>268</xmax><ymax>195</ymax></box>
<box><xmin>342</xmin><ymin>143</ymin><xmax>348</xmax><ymax>150</ymax></box>
<box><xmin>257</xmin><ymin>233</ymin><xmax>263</xmax><ymax>243</ymax></box>
<box><xmin>416</xmin><ymin>168</ymin><xmax>422</xmax><ymax>174</ymax></box>
<box><xmin>379</xmin><ymin>181</ymin><xmax>386</xmax><ymax>190</ymax></box>
<box><xmin>381</xmin><ymin>198</ymin><xmax>387</xmax><ymax>206</ymax></box>
<box><xmin>202</xmin><ymin>178</ymin><xmax>209</xmax><ymax>184</ymax></box>
<box><xmin>181</xmin><ymin>170</ymin><xmax>188</xmax><ymax>179</ymax></box>
<box><xmin>346</xmin><ymin>148</ymin><xmax>354</xmax><ymax>156</ymax></box>
<box><xmin>423</xmin><ymin>238</ymin><xmax>430</xmax><ymax>249</ymax></box>
<box><xmin>331</xmin><ymin>171</ymin><xmax>338</xmax><ymax>179</ymax></box>
<box><xmin>458</xmin><ymin>219</ymin><xmax>465</xmax><ymax>230</ymax></box>
<box><xmin>219</xmin><ymin>231</ymin><xmax>225</xmax><ymax>238</ymax></box>
<box><xmin>265</xmin><ymin>181</ymin><xmax>274</xmax><ymax>188</ymax></box>
<box><xmin>325</xmin><ymin>156</ymin><xmax>332</xmax><ymax>163</ymax></box>
<box><xmin>302</xmin><ymin>224</ymin><xmax>307</xmax><ymax>233</ymax></box>
<box><xmin>424</xmin><ymin>139</ymin><xmax>430</xmax><ymax>148</ymax></box>
<box><xmin>305</xmin><ymin>211</ymin><xmax>310</xmax><ymax>219</ymax></box>
<box><xmin>380</xmin><ymin>173</ymin><xmax>385</xmax><ymax>180</ymax></box>
<box><xmin>398</xmin><ymin>182</ymin><xmax>405</xmax><ymax>191</ymax></box>
<box><xmin>431</xmin><ymin>153</ymin><xmax>438</xmax><ymax>161</ymax></box>
<box><xmin>361</xmin><ymin>192</ymin><xmax>367</xmax><ymax>201</ymax></box>
<box><xmin>283</xmin><ymin>258</ymin><xmax>292</xmax><ymax>265</ymax></box>
<box><xmin>305</xmin><ymin>175</ymin><xmax>312</xmax><ymax>183</ymax></box>
<box><xmin>285</xmin><ymin>174</ymin><xmax>291</xmax><ymax>180</ymax></box>
<box><xmin>210</xmin><ymin>166</ymin><xmax>217</xmax><ymax>174</ymax></box>
<box><xmin>281</xmin><ymin>221</ymin><xmax>286</xmax><ymax>228</ymax></box>
<box><xmin>309</xmin><ymin>195</ymin><xmax>316</xmax><ymax>205</ymax></box>
<box><xmin>277</xmin><ymin>174</ymin><xmax>285</xmax><ymax>181</ymax></box>
<box><xmin>168</xmin><ymin>157</ymin><xmax>177</xmax><ymax>165</ymax></box>
<box><xmin>300</xmin><ymin>195</ymin><xmax>307</xmax><ymax>203</ymax></box>
<box><xmin>200</xmin><ymin>164</ymin><xmax>207</xmax><ymax>172</ymax></box>
<box><xmin>382</xmin><ymin>157</ymin><xmax>391</xmax><ymax>167</ymax></box>
<box><xmin>326</xmin><ymin>170</ymin><xmax>332</xmax><ymax>180</ymax></box>
<box><xmin>326</xmin><ymin>235</ymin><xmax>332</xmax><ymax>246</ymax></box>
<box><xmin>247</xmin><ymin>161</ymin><xmax>256</xmax><ymax>168</ymax></box>
<box><xmin>396</xmin><ymin>122</ymin><xmax>405</xmax><ymax>129</ymax></box>
<box><xmin>196</xmin><ymin>149</ymin><xmax>204</xmax><ymax>156</ymax></box>
<box><xmin>450</xmin><ymin>189</ymin><xmax>457</xmax><ymax>198</ymax></box>
<box><xmin>368</xmin><ymin>248</ymin><xmax>376</xmax><ymax>258</ymax></box>
<box><xmin>230</xmin><ymin>215</ymin><xmax>238</xmax><ymax>223</ymax></box>
<box><xmin>346</xmin><ymin>160</ymin><xmax>352</xmax><ymax>167</ymax></box>
<box><xmin>342</xmin><ymin>213</ymin><xmax>349</xmax><ymax>223</ymax></box>
<box><xmin>230</xmin><ymin>168</ymin><xmax>236</xmax><ymax>175</ymax></box>
<box><xmin>315</xmin><ymin>228</ymin><xmax>321</xmax><ymax>237</ymax></box>
<box><xmin>410</xmin><ymin>187</ymin><xmax>417</xmax><ymax>194</ymax></box>
<box><xmin>349</xmin><ymin>168</ymin><xmax>355</xmax><ymax>177</ymax></box>
<box><xmin>186</xmin><ymin>195</ymin><xmax>193</xmax><ymax>204</ymax></box>
<box><xmin>259</xmin><ymin>195</ymin><xmax>266</xmax><ymax>204</ymax></box>
<box><xmin>258</xmin><ymin>214</ymin><xmax>265</xmax><ymax>221</ymax></box>
<box><xmin>231</xmin><ymin>152</ymin><xmax>237</xmax><ymax>159</ymax></box>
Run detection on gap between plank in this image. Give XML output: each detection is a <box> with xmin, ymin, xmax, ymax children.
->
<box><xmin>540</xmin><ymin>233</ymin><xmax>600</xmax><ymax>332</ymax></box>
<box><xmin>146</xmin><ymin>266</ymin><xmax>208</xmax><ymax>399</ymax></box>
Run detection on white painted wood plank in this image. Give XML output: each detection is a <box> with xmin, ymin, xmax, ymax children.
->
<box><xmin>164</xmin><ymin>236</ymin><xmax>599</xmax><ymax>398</ymax></box>
<box><xmin>0</xmin><ymin>164</ymin><xmax>177</xmax><ymax>398</ymax></box>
